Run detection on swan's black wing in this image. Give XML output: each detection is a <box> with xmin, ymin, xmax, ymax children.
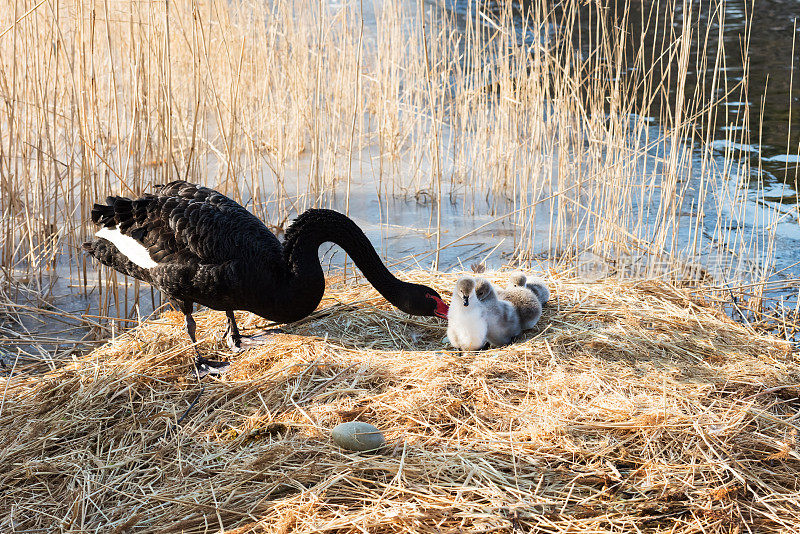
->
<box><xmin>83</xmin><ymin>181</ymin><xmax>286</xmax><ymax>310</ymax></box>
<box><xmin>87</xmin><ymin>181</ymin><xmax>280</xmax><ymax>267</ymax></box>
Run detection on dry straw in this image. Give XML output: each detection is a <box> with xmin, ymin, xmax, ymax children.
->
<box><xmin>1</xmin><ymin>270</ymin><xmax>798</xmax><ymax>532</ymax></box>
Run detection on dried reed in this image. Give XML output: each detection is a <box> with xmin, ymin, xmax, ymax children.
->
<box><xmin>1</xmin><ymin>270</ymin><xmax>798</xmax><ymax>532</ymax></box>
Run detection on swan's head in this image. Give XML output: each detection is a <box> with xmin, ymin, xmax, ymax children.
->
<box><xmin>509</xmin><ymin>272</ymin><xmax>527</xmax><ymax>287</ymax></box>
<box><xmin>474</xmin><ymin>278</ymin><xmax>496</xmax><ymax>302</ymax></box>
<box><xmin>428</xmin><ymin>291</ymin><xmax>450</xmax><ymax>319</ymax></box>
<box><xmin>455</xmin><ymin>277</ymin><xmax>475</xmax><ymax>307</ymax></box>
<box><xmin>397</xmin><ymin>283</ymin><xmax>449</xmax><ymax>318</ymax></box>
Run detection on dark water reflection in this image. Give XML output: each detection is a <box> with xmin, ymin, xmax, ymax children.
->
<box><xmin>445</xmin><ymin>0</ymin><xmax>800</xmax><ymax>200</ymax></box>
<box><xmin>633</xmin><ymin>0</ymin><xmax>799</xmax><ymax>197</ymax></box>
<box><xmin>743</xmin><ymin>0</ymin><xmax>799</xmax><ymax>166</ymax></box>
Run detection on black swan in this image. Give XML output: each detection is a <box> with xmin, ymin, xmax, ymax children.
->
<box><xmin>83</xmin><ymin>181</ymin><xmax>449</xmax><ymax>378</ymax></box>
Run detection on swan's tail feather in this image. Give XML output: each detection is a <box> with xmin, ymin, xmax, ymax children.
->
<box><xmin>85</xmin><ymin>194</ymin><xmax>157</xmax><ymax>280</ymax></box>
<box><xmin>81</xmin><ymin>238</ymin><xmax>153</xmax><ymax>282</ymax></box>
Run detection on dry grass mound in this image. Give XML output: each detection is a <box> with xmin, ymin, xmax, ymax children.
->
<box><xmin>1</xmin><ymin>270</ymin><xmax>798</xmax><ymax>533</ymax></box>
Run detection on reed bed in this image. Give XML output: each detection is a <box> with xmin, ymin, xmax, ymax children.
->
<box><xmin>0</xmin><ymin>0</ymin><xmax>786</xmax><ymax>322</ymax></box>
<box><xmin>1</xmin><ymin>270</ymin><xmax>798</xmax><ymax>532</ymax></box>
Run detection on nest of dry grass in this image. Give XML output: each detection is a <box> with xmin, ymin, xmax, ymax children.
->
<box><xmin>1</xmin><ymin>270</ymin><xmax>798</xmax><ymax>533</ymax></box>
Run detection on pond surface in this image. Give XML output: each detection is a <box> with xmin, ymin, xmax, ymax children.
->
<box><xmin>438</xmin><ymin>0</ymin><xmax>800</xmax><ymax>307</ymax></box>
<box><xmin>445</xmin><ymin>0</ymin><xmax>799</xmax><ymax>199</ymax></box>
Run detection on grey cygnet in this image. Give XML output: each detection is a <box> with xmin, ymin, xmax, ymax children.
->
<box><xmin>474</xmin><ymin>277</ymin><xmax>521</xmax><ymax>346</ymax></box>
<box><xmin>508</xmin><ymin>272</ymin><xmax>550</xmax><ymax>306</ymax></box>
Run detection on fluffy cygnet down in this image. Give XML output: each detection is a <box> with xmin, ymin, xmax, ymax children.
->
<box><xmin>508</xmin><ymin>272</ymin><xmax>550</xmax><ymax>306</ymax></box>
<box><xmin>474</xmin><ymin>278</ymin><xmax>521</xmax><ymax>346</ymax></box>
<box><xmin>497</xmin><ymin>285</ymin><xmax>543</xmax><ymax>330</ymax></box>
<box><xmin>446</xmin><ymin>277</ymin><xmax>488</xmax><ymax>350</ymax></box>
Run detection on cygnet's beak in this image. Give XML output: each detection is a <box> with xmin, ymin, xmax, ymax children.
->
<box><xmin>462</xmin><ymin>295</ymin><xmax>469</xmax><ymax>307</ymax></box>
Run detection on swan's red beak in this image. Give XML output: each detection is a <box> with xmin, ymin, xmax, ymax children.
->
<box><xmin>432</xmin><ymin>296</ymin><xmax>449</xmax><ymax>319</ymax></box>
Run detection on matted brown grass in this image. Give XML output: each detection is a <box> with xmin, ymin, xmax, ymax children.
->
<box><xmin>1</xmin><ymin>270</ymin><xmax>798</xmax><ymax>533</ymax></box>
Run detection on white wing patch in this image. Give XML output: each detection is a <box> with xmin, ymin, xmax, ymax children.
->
<box><xmin>96</xmin><ymin>226</ymin><xmax>158</xmax><ymax>269</ymax></box>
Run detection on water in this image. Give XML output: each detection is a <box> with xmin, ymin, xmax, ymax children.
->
<box><xmin>653</xmin><ymin>0</ymin><xmax>799</xmax><ymax>199</ymax></box>
<box><xmin>439</xmin><ymin>0</ymin><xmax>800</xmax><ymax>305</ymax></box>
<box><xmin>444</xmin><ymin>0</ymin><xmax>799</xmax><ymax>198</ymax></box>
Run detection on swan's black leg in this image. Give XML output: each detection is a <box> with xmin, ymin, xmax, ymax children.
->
<box><xmin>225</xmin><ymin>310</ymin><xmax>283</xmax><ymax>352</ymax></box>
<box><xmin>183</xmin><ymin>312</ymin><xmax>198</xmax><ymax>347</ymax></box>
<box><xmin>172</xmin><ymin>300</ymin><xmax>229</xmax><ymax>379</ymax></box>
<box><xmin>225</xmin><ymin>311</ymin><xmax>242</xmax><ymax>349</ymax></box>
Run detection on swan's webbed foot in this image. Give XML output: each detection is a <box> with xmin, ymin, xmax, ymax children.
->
<box><xmin>192</xmin><ymin>355</ymin><xmax>231</xmax><ymax>380</ymax></box>
<box><xmin>226</xmin><ymin>329</ymin><xmax>284</xmax><ymax>352</ymax></box>
<box><xmin>176</xmin><ymin>307</ymin><xmax>229</xmax><ymax>379</ymax></box>
<box><xmin>224</xmin><ymin>311</ymin><xmax>282</xmax><ymax>353</ymax></box>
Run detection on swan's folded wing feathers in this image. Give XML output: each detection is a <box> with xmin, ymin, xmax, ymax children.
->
<box><xmin>208</xmin><ymin>192</ymin><xmax>227</xmax><ymax>205</ymax></box>
<box><xmin>132</xmin><ymin>199</ymin><xmax>150</xmax><ymax>224</ymax></box>
<box><xmin>173</xmin><ymin>213</ymin><xmax>188</xmax><ymax>236</ymax></box>
<box><xmin>161</xmin><ymin>197</ymin><xmax>179</xmax><ymax>215</ymax></box>
<box><xmin>91</xmin><ymin>181</ymin><xmax>280</xmax><ymax>269</ymax></box>
<box><xmin>165</xmin><ymin>192</ymin><xmax>275</xmax><ymax>264</ymax></box>
<box><xmin>157</xmin><ymin>180</ymin><xmax>196</xmax><ymax>198</ymax></box>
<box><xmin>129</xmin><ymin>226</ymin><xmax>147</xmax><ymax>242</ymax></box>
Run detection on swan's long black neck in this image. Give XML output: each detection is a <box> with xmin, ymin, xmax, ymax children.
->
<box><xmin>276</xmin><ymin>209</ymin><xmax>406</xmax><ymax>320</ymax></box>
